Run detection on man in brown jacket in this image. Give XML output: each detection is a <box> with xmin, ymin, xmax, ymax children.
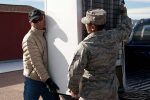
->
<box><xmin>22</xmin><ymin>9</ymin><xmax>59</xmax><ymax>100</ymax></box>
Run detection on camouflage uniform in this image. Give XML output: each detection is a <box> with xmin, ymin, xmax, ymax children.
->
<box><xmin>68</xmin><ymin>13</ymin><xmax>132</xmax><ymax>100</ymax></box>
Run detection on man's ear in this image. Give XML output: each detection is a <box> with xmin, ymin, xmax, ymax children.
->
<box><xmin>29</xmin><ymin>21</ymin><xmax>32</xmax><ymax>24</ymax></box>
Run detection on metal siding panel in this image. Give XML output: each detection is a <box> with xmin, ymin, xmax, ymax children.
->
<box><xmin>82</xmin><ymin>0</ymin><xmax>121</xmax><ymax>29</ymax></box>
<box><xmin>0</xmin><ymin>12</ymin><xmax>30</xmax><ymax>61</ymax></box>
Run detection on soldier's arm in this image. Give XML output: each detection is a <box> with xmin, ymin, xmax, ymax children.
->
<box><xmin>109</xmin><ymin>5</ymin><xmax>132</xmax><ymax>43</ymax></box>
<box><xmin>68</xmin><ymin>43</ymin><xmax>89</xmax><ymax>94</ymax></box>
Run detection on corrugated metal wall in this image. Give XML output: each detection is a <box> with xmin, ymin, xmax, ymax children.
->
<box><xmin>82</xmin><ymin>0</ymin><xmax>121</xmax><ymax>29</ymax></box>
<box><xmin>0</xmin><ymin>12</ymin><xmax>30</xmax><ymax>61</ymax></box>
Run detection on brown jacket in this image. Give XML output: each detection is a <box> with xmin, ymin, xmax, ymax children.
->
<box><xmin>22</xmin><ymin>26</ymin><xmax>49</xmax><ymax>82</ymax></box>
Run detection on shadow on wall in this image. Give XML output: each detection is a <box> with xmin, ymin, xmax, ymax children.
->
<box><xmin>45</xmin><ymin>15</ymin><xmax>69</xmax><ymax>93</ymax></box>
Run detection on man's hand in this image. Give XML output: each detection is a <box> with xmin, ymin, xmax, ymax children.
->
<box><xmin>46</xmin><ymin>78</ymin><xmax>59</xmax><ymax>93</ymax></box>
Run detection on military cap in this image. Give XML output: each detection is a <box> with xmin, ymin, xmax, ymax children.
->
<box><xmin>81</xmin><ymin>9</ymin><xmax>106</xmax><ymax>25</ymax></box>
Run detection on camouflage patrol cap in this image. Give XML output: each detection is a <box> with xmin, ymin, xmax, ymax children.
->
<box><xmin>81</xmin><ymin>9</ymin><xmax>106</xmax><ymax>25</ymax></box>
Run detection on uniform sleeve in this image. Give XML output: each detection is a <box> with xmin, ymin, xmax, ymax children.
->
<box><xmin>68</xmin><ymin>43</ymin><xmax>89</xmax><ymax>93</ymax></box>
<box><xmin>24</xmin><ymin>39</ymin><xmax>49</xmax><ymax>82</ymax></box>
<box><xmin>110</xmin><ymin>14</ymin><xmax>133</xmax><ymax>43</ymax></box>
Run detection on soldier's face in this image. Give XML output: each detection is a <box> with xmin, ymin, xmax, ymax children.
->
<box><xmin>85</xmin><ymin>24</ymin><xmax>92</xmax><ymax>33</ymax></box>
<box><xmin>85</xmin><ymin>24</ymin><xmax>96</xmax><ymax>34</ymax></box>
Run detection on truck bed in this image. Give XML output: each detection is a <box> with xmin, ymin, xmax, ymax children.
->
<box><xmin>119</xmin><ymin>44</ymin><xmax>150</xmax><ymax>100</ymax></box>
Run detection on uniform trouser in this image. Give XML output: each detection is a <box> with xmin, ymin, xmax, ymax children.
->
<box><xmin>24</xmin><ymin>77</ymin><xmax>60</xmax><ymax>100</ymax></box>
<box><xmin>79</xmin><ymin>96</ymin><xmax>119</xmax><ymax>100</ymax></box>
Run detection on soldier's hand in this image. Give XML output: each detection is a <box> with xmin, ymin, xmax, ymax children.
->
<box><xmin>69</xmin><ymin>89</ymin><xmax>79</xmax><ymax>99</ymax></box>
<box><xmin>120</xmin><ymin>4</ymin><xmax>127</xmax><ymax>14</ymax></box>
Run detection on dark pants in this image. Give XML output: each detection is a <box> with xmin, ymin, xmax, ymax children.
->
<box><xmin>24</xmin><ymin>77</ymin><xmax>60</xmax><ymax>100</ymax></box>
<box><xmin>60</xmin><ymin>94</ymin><xmax>78</xmax><ymax>100</ymax></box>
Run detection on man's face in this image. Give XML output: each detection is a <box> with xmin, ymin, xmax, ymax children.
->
<box><xmin>36</xmin><ymin>15</ymin><xmax>46</xmax><ymax>30</ymax></box>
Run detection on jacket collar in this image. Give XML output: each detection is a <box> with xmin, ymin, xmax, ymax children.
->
<box><xmin>92</xmin><ymin>29</ymin><xmax>105</xmax><ymax>35</ymax></box>
<box><xmin>31</xmin><ymin>26</ymin><xmax>45</xmax><ymax>36</ymax></box>
<box><xmin>85</xmin><ymin>29</ymin><xmax>106</xmax><ymax>40</ymax></box>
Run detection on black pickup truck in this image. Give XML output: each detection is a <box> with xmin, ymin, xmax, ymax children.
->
<box><xmin>119</xmin><ymin>18</ymin><xmax>150</xmax><ymax>100</ymax></box>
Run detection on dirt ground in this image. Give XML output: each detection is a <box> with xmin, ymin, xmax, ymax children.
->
<box><xmin>0</xmin><ymin>70</ymin><xmax>24</xmax><ymax>100</ymax></box>
<box><xmin>0</xmin><ymin>70</ymin><xmax>66</xmax><ymax>100</ymax></box>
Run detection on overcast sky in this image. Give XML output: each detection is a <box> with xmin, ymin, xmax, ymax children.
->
<box><xmin>0</xmin><ymin>0</ymin><xmax>150</xmax><ymax>20</ymax></box>
<box><xmin>126</xmin><ymin>0</ymin><xmax>150</xmax><ymax>19</ymax></box>
<box><xmin>0</xmin><ymin>0</ymin><xmax>44</xmax><ymax>10</ymax></box>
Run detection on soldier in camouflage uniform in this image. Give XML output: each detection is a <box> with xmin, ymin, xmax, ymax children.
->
<box><xmin>68</xmin><ymin>5</ymin><xmax>132</xmax><ymax>100</ymax></box>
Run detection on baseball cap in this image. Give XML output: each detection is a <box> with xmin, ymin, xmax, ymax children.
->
<box><xmin>28</xmin><ymin>9</ymin><xmax>44</xmax><ymax>22</ymax></box>
<box><xmin>81</xmin><ymin>9</ymin><xmax>106</xmax><ymax>25</ymax></box>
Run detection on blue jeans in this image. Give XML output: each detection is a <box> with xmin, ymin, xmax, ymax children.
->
<box><xmin>24</xmin><ymin>77</ymin><xmax>60</xmax><ymax>100</ymax></box>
